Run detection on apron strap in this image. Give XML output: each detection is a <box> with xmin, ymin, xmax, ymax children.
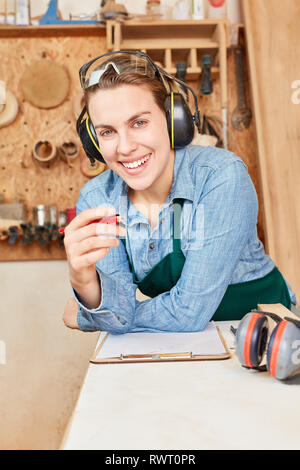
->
<box><xmin>172</xmin><ymin>198</ymin><xmax>184</xmax><ymax>253</ymax></box>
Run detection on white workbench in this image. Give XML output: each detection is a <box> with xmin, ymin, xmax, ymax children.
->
<box><xmin>62</xmin><ymin>321</ymin><xmax>300</xmax><ymax>450</ymax></box>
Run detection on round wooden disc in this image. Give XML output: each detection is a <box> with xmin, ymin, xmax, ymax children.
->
<box><xmin>19</xmin><ymin>59</ymin><xmax>70</xmax><ymax>109</ymax></box>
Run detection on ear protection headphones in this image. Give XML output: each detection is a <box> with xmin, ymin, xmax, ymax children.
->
<box><xmin>234</xmin><ymin>309</ymin><xmax>300</xmax><ymax>380</ymax></box>
<box><xmin>76</xmin><ymin>50</ymin><xmax>201</xmax><ymax>164</ymax></box>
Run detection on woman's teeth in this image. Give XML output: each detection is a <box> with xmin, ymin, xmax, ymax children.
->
<box><xmin>121</xmin><ymin>154</ymin><xmax>150</xmax><ymax>169</ymax></box>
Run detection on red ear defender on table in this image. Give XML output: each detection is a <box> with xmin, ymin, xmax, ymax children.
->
<box><xmin>234</xmin><ymin>309</ymin><xmax>300</xmax><ymax>380</ymax></box>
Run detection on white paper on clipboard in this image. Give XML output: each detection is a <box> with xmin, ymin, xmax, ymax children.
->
<box><xmin>94</xmin><ymin>321</ymin><xmax>227</xmax><ymax>360</ymax></box>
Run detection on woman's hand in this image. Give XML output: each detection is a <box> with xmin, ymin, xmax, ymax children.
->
<box><xmin>63</xmin><ymin>206</ymin><xmax>126</xmax><ymax>308</ymax></box>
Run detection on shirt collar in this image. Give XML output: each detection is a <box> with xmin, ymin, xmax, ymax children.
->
<box><xmin>167</xmin><ymin>147</ymin><xmax>194</xmax><ymax>203</ymax></box>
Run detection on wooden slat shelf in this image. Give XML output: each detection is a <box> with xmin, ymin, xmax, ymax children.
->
<box><xmin>120</xmin><ymin>38</ymin><xmax>219</xmax><ymax>49</ymax></box>
<box><xmin>0</xmin><ymin>24</ymin><xmax>106</xmax><ymax>37</ymax></box>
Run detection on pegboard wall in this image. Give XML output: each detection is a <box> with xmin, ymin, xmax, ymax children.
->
<box><xmin>0</xmin><ymin>28</ymin><xmax>108</xmax><ymax>260</ymax></box>
<box><xmin>0</xmin><ymin>26</ymin><xmax>264</xmax><ymax>261</ymax></box>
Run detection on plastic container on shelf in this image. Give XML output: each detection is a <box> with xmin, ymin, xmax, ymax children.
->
<box><xmin>207</xmin><ymin>0</ymin><xmax>227</xmax><ymax>19</ymax></box>
<box><xmin>173</xmin><ymin>0</ymin><xmax>191</xmax><ymax>20</ymax></box>
<box><xmin>146</xmin><ymin>0</ymin><xmax>163</xmax><ymax>19</ymax></box>
<box><xmin>5</xmin><ymin>0</ymin><xmax>15</xmax><ymax>24</ymax></box>
<box><xmin>192</xmin><ymin>0</ymin><xmax>205</xmax><ymax>20</ymax></box>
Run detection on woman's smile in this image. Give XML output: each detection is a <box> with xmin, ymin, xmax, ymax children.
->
<box><xmin>118</xmin><ymin>153</ymin><xmax>152</xmax><ymax>175</ymax></box>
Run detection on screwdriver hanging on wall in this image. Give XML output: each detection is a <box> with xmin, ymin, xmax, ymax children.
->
<box><xmin>200</xmin><ymin>55</ymin><xmax>213</xmax><ymax>95</ymax></box>
<box><xmin>176</xmin><ymin>61</ymin><xmax>187</xmax><ymax>82</ymax></box>
<box><xmin>176</xmin><ymin>61</ymin><xmax>188</xmax><ymax>99</ymax></box>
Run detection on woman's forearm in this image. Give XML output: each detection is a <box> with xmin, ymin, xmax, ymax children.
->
<box><xmin>71</xmin><ymin>273</ymin><xmax>102</xmax><ymax>310</ymax></box>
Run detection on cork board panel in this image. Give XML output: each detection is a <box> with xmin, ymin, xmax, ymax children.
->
<box><xmin>0</xmin><ymin>32</ymin><xmax>107</xmax><ymax>260</ymax></box>
<box><xmin>0</xmin><ymin>30</ymin><xmax>264</xmax><ymax>260</ymax></box>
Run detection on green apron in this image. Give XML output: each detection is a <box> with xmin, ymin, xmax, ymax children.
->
<box><xmin>122</xmin><ymin>199</ymin><xmax>291</xmax><ymax>320</ymax></box>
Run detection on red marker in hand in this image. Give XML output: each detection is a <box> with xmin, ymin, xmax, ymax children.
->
<box><xmin>59</xmin><ymin>214</ymin><xmax>122</xmax><ymax>234</ymax></box>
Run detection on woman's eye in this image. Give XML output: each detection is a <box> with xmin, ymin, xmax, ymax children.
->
<box><xmin>133</xmin><ymin>120</ymin><xmax>147</xmax><ymax>128</ymax></box>
<box><xmin>100</xmin><ymin>129</ymin><xmax>114</xmax><ymax>137</ymax></box>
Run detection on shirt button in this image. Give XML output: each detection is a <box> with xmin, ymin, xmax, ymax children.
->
<box><xmin>149</xmin><ymin>243</ymin><xmax>155</xmax><ymax>249</ymax></box>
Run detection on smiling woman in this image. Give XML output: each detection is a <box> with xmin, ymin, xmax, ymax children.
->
<box><xmin>88</xmin><ymin>85</ymin><xmax>174</xmax><ymax>196</ymax></box>
<box><xmin>62</xmin><ymin>51</ymin><xmax>297</xmax><ymax>334</ymax></box>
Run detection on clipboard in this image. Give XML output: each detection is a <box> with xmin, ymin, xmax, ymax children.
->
<box><xmin>90</xmin><ymin>325</ymin><xmax>231</xmax><ymax>364</ymax></box>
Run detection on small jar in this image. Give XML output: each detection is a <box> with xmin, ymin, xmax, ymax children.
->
<box><xmin>173</xmin><ymin>0</ymin><xmax>191</xmax><ymax>20</ymax></box>
<box><xmin>146</xmin><ymin>0</ymin><xmax>163</xmax><ymax>19</ymax></box>
<box><xmin>192</xmin><ymin>0</ymin><xmax>205</xmax><ymax>20</ymax></box>
<box><xmin>207</xmin><ymin>0</ymin><xmax>227</xmax><ymax>19</ymax></box>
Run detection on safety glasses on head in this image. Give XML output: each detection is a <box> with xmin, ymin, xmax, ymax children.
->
<box><xmin>79</xmin><ymin>50</ymin><xmax>162</xmax><ymax>90</ymax></box>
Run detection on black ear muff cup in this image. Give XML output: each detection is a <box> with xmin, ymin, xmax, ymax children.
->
<box><xmin>164</xmin><ymin>93</ymin><xmax>195</xmax><ymax>148</ymax></box>
<box><xmin>78</xmin><ymin>118</ymin><xmax>105</xmax><ymax>164</ymax></box>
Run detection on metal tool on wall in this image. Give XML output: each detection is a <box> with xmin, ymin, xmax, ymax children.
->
<box><xmin>1</xmin><ymin>204</ymin><xmax>67</xmax><ymax>249</ymax></box>
<box><xmin>176</xmin><ymin>61</ymin><xmax>188</xmax><ymax>99</ymax></box>
<box><xmin>33</xmin><ymin>205</ymin><xmax>49</xmax><ymax>246</ymax></box>
<box><xmin>231</xmin><ymin>46</ymin><xmax>252</xmax><ymax>131</ymax></box>
<box><xmin>200</xmin><ymin>55</ymin><xmax>213</xmax><ymax>95</ymax></box>
<box><xmin>176</xmin><ymin>61</ymin><xmax>187</xmax><ymax>82</ymax></box>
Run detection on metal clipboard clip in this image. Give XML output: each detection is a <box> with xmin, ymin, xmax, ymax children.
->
<box><xmin>119</xmin><ymin>352</ymin><xmax>193</xmax><ymax>361</ymax></box>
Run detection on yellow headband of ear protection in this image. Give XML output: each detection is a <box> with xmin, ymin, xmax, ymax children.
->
<box><xmin>170</xmin><ymin>91</ymin><xmax>174</xmax><ymax>149</ymax></box>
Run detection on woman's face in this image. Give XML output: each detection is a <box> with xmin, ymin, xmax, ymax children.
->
<box><xmin>88</xmin><ymin>84</ymin><xmax>174</xmax><ymax>193</ymax></box>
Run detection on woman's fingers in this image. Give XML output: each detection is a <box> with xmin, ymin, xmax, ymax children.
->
<box><xmin>66</xmin><ymin>234</ymin><xmax>119</xmax><ymax>262</ymax></box>
<box><xmin>71</xmin><ymin>247</ymin><xmax>111</xmax><ymax>270</ymax></box>
<box><xmin>77</xmin><ymin>235</ymin><xmax>120</xmax><ymax>255</ymax></box>
<box><xmin>64</xmin><ymin>207</ymin><xmax>126</xmax><ymax>271</ymax></box>
<box><xmin>65</xmin><ymin>206</ymin><xmax>117</xmax><ymax>235</ymax></box>
<box><xmin>65</xmin><ymin>220</ymin><xmax>126</xmax><ymax>244</ymax></box>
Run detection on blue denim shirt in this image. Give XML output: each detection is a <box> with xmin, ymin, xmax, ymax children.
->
<box><xmin>74</xmin><ymin>145</ymin><xmax>297</xmax><ymax>333</ymax></box>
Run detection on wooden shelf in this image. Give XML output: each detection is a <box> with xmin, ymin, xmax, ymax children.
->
<box><xmin>106</xmin><ymin>19</ymin><xmax>229</xmax><ymax>110</ymax></box>
<box><xmin>0</xmin><ymin>24</ymin><xmax>106</xmax><ymax>38</ymax></box>
<box><xmin>118</xmin><ymin>37</ymin><xmax>219</xmax><ymax>50</ymax></box>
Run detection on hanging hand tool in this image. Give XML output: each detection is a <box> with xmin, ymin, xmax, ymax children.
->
<box><xmin>33</xmin><ymin>205</ymin><xmax>49</xmax><ymax>247</ymax></box>
<box><xmin>58</xmin><ymin>210</ymin><xmax>67</xmax><ymax>249</ymax></box>
<box><xmin>20</xmin><ymin>222</ymin><xmax>34</xmax><ymax>245</ymax></box>
<box><xmin>176</xmin><ymin>61</ymin><xmax>187</xmax><ymax>82</ymax></box>
<box><xmin>176</xmin><ymin>61</ymin><xmax>189</xmax><ymax>100</ymax></box>
<box><xmin>200</xmin><ymin>55</ymin><xmax>213</xmax><ymax>95</ymax></box>
<box><xmin>8</xmin><ymin>226</ymin><xmax>19</xmax><ymax>244</ymax></box>
<box><xmin>231</xmin><ymin>46</ymin><xmax>252</xmax><ymax>130</ymax></box>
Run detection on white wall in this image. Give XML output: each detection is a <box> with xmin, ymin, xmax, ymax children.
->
<box><xmin>29</xmin><ymin>0</ymin><xmax>242</xmax><ymax>23</ymax></box>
